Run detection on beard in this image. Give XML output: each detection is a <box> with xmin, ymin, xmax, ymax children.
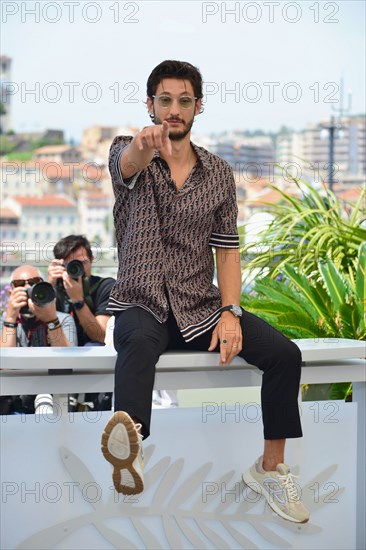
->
<box><xmin>153</xmin><ymin>111</ymin><xmax>195</xmax><ymax>141</ymax></box>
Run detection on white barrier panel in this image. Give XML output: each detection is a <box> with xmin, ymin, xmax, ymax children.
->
<box><xmin>0</xmin><ymin>402</ymin><xmax>357</xmax><ymax>550</ymax></box>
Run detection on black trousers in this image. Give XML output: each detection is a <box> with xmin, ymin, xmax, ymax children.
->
<box><xmin>113</xmin><ymin>307</ymin><xmax>303</xmax><ymax>440</ymax></box>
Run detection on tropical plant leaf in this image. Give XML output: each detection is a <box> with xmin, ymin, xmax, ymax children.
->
<box><xmin>241</xmin><ymin>177</ymin><xmax>366</xmax><ymax>281</ymax></box>
<box><xmin>276</xmin><ymin>313</ymin><xmax>324</xmax><ymax>337</ymax></box>
<box><xmin>355</xmin><ymin>242</ymin><xmax>366</xmax><ymax>317</ymax></box>
<box><xmin>328</xmin><ymin>382</ymin><xmax>352</xmax><ymax>401</ymax></box>
<box><xmin>253</xmin><ymin>278</ymin><xmax>313</xmax><ymax>316</ymax></box>
<box><xmin>281</xmin><ymin>265</ymin><xmax>335</xmax><ymax>332</ymax></box>
<box><xmin>338</xmin><ymin>302</ymin><xmax>360</xmax><ymax>338</ymax></box>
<box><xmin>318</xmin><ymin>260</ymin><xmax>347</xmax><ymax>309</ymax></box>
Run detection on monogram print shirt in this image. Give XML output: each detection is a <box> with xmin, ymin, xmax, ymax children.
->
<box><xmin>107</xmin><ymin>135</ymin><xmax>239</xmax><ymax>341</ymax></box>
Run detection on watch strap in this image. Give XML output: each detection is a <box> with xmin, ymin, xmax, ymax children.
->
<box><xmin>72</xmin><ymin>300</ymin><xmax>85</xmax><ymax>310</ymax></box>
<box><xmin>46</xmin><ymin>318</ymin><xmax>61</xmax><ymax>330</ymax></box>
<box><xmin>221</xmin><ymin>305</ymin><xmax>242</xmax><ymax>317</ymax></box>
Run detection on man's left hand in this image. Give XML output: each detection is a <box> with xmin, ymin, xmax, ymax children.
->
<box><xmin>208</xmin><ymin>311</ymin><xmax>243</xmax><ymax>365</ymax></box>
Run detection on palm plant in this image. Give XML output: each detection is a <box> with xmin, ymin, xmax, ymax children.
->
<box><xmin>241</xmin><ymin>177</ymin><xmax>365</xmax><ymax>280</ymax></box>
<box><xmin>240</xmin><ymin>177</ymin><xmax>365</xmax><ymax>401</ymax></box>
<box><xmin>241</xmin><ymin>242</ymin><xmax>365</xmax><ymax>341</ymax></box>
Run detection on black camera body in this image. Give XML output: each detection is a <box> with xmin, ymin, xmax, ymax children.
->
<box><xmin>20</xmin><ymin>282</ymin><xmax>56</xmax><ymax>315</ymax></box>
<box><xmin>56</xmin><ymin>260</ymin><xmax>86</xmax><ymax>300</ymax></box>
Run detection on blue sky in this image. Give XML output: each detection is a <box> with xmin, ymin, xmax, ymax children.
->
<box><xmin>2</xmin><ymin>0</ymin><xmax>365</xmax><ymax>141</ymax></box>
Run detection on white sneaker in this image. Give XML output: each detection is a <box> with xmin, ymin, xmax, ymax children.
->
<box><xmin>101</xmin><ymin>411</ymin><xmax>144</xmax><ymax>495</ymax></box>
<box><xmin>34</xmin><ymin>394</ymin><xmax>53</xmax><ymax>415</ymax></box>
<box><xmin>242</xmin><ymin>455</ymin><xmax>309</xmax><ymax>523</ymax></box>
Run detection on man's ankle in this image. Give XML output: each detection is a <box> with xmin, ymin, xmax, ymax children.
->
<box><xmin>262</xmin><ymin>458</ymin><xmax>282</xmax><ymax>472</ymax></box>
<box><xmin>263</xmin><ymin>461</ymin><xmax>275</xmax><ymax>472</ymax></box>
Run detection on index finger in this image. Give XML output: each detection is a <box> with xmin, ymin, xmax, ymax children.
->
<box><xmin>161</xmin><ymin>123</ymin><xmax>172</xmax><ymax>155</ymax></box>
<box><xmin>161</xmin><ymin>120</ymin><xmax>170</xmax><ymax>137</ymax></box>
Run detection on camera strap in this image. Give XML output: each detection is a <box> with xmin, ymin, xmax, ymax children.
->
<box><xmin>82</xmin><ymin>277</ymin><xmax>95</xmax><ymax>313</ymax></box>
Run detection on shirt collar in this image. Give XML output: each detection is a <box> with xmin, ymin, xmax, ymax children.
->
<box><xmin>152</xmin><ymin>141</ymin><xmax>212</xmax><ymax>170</ymax></box>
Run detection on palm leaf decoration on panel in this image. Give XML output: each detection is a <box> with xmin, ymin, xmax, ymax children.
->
<box><xmin>18</xmin><ymin>446</ymin><xmax>344</xmax><ymax>550</ymax></box>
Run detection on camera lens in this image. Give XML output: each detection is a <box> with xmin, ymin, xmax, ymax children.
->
<box><xmin>66</xmin><ymin>260</ymin><xmax>85</xmax><ymax>279</ymax></box>
<box><xmin>29</xmin><ymin>282</ymin><xmax>55</xmax><ymax>307</ymax></box>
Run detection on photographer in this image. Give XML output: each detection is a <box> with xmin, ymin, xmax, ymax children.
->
<box><xmin>0</xmin><ymin>265</ymin><xmax>77</xmax><ymax>415</ymax></box>
<box><xmin>48</xmin><ymin>235</ymin><xmax>115</xmax><ymax>346</ymax></box>
<box><xmin>0</xmin><ymin>265</ymin><xmax>77</xmax><ymax>349</ymax></box>
<box><xmin>48</xmin><ymin>235</ymin><xmax>115</xmax><ymax>412</ymax></box>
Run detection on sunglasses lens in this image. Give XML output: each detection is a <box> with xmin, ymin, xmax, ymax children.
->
<box><xmin>158</xmin><ymin>96</ymin><xmax>172</xmax><ymax>108</ymax></box>
<box><xmin>29</xmin><ymin>277</ymin><xmax>42</xmax><ymax>285</ymax></box>
<box><xmin>179</xmin><ymin>97</ymin><xmax>194</xmax><ymax>108</ymax></box>
<box><xmin>156</xmin><ymin>96</ymin><xmax>195</xmax><ymax>109</ymax></box>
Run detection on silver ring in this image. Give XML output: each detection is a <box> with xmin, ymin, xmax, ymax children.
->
<box><xmin>221</xmin><ymin>339</ymin><xmax>228</xmax><ymax>344</ymax></box>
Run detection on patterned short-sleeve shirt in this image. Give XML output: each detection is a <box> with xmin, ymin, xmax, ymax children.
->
<box><xmin>108</xmin><ymin>135</ymin><xmax>239</xmax><ymax>341</ymax></box>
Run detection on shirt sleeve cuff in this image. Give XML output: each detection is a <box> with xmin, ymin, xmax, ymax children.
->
<box><xmin>114</xmin><ymin>146</ymin><xmax>141</xmax><ymax>190</ymax></box>
<box><xmin>209</xmin><ymin>232</ymin><xmax>240</xmax><ymax>248</ymax></box>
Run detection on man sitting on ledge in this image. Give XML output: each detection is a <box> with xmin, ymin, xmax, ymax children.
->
<box><xmin>101</xmin><ymin>59</ymin><xmax>309</xmax><ymax>524</ymax></box>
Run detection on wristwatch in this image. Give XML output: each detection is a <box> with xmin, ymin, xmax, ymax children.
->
<box><xmin>72</xmin><ymin>300</ymin><xmax>85</xmax><ymax>310</ymax></box>
<box><xmin>221</xmin><ymin>304</ymin><xmax>242</xmax><ymax>318</ymax></box>
<box><xmin>46</xmin><ymin>318</ymin><xmax>61</xmax><ymax>330</ymax></box>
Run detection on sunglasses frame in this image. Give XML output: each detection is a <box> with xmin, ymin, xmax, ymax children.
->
<box><xmin>11</xmin><ymin>276</ymin><xmax>43</xmax><ymax>288</ymax></box>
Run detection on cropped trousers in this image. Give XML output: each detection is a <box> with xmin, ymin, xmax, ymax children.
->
<box><xmin>113</xmin><ymin>307</ymin><xmax>303</xmax><ymax>440</ymax></box>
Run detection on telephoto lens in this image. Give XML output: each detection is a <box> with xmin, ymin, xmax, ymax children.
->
<box><xmin>28</xmin><ymin>282</ymin><xmax>56</xmax><ymax>306</ymax></box>
<box><xmin>65</xmin><ymin>259</ymin><xmax>85</xmax><ymax>279</ymax></box>
<box><xmin>20</xmin><ymin>282</ymin><xmax>56</xmax><ymax>314</ymax></box>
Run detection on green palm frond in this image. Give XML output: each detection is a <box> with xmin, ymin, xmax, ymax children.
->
<box><xmin>241</xmin><ymin>179</ymin><xmax>366</xmax><ymax>279</ymax></box>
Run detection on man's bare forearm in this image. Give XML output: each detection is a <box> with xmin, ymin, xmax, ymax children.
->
<box><xmin>120</xmin><ymin>138</ymin><xmax>154</xmax><ymax>179</ymax></box>
<box><xmin>74</xmin><ymin>305</ymin><xmax>106</xmax><ymax>343</ymax></box>
<box><xmin>0</xmin><ymin>327</ymin><xmax>17</xmax><ymax>347</ymax></box>
<box><xmin>47</xmin><ymin>327</ymin><xmax>72</xmax><ymax>347</ymax></box>
<box><xmin>216</xmin><ymin>248</ymin><xmax>242</xmax><ymax>305</ymax></box>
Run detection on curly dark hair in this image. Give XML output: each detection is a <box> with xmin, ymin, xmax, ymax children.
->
<box><xmin>146</xmin><ymin>60</ymin><xmax>203</xmax><ymax>100</ymax></box>
<box><xmin>53</xmin><ymin>235</ymin><xmax>93</xmax><ymax>261</ymax></box>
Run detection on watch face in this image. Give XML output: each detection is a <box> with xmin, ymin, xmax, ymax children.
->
<box><xmin>232</xmin><ymin>305</ymin><xmax>242</xmax><ymax>317</ymax></box>
<box><xmin>48</xmin><ymin>322</ymin><xmax>57</xmax><ymax>329</ymax></box>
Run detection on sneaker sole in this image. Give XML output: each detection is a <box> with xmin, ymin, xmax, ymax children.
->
<box><xmin>101</xmin><ymin>411</ymin><xmax>144</xmax><ymax>495</ymax></box>
<box><xmin>242</xmin><ymin>470</ymin><xmax>309</xmax><ymax>524</ymax></box>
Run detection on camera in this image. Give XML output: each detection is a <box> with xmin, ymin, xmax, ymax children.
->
<box><xmin>65</xmin><ymin>259</ymin><xmax>85</xmax><ymax>279</ymax></box>
<box><xmin>55</xmin><ymin>259</ymin><xmax>85</xmax><ymax>299</ymax></box>
<box><xmin>20</xmin><ymin>282</ymin><xmax>56</xmax><ymax>315</ymax></box>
